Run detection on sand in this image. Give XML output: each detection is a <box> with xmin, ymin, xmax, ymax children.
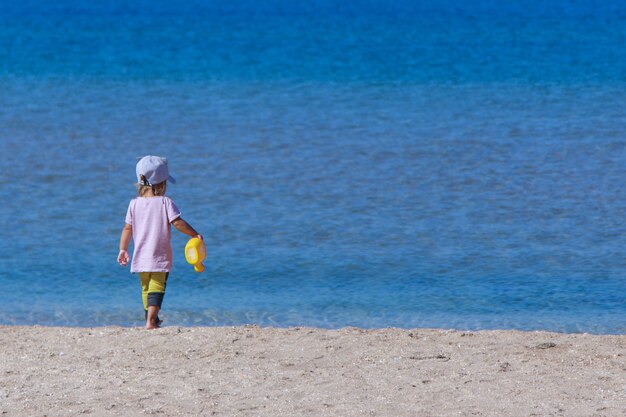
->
<box><xmin>0</xmin><ymin>326</ymin><xmax>624</xmax><ymax>417</ymax></box>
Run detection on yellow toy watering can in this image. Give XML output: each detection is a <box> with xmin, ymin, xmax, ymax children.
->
<box><xmin>185</xmin><ymin>237</ymin><xmax>206</xmax><ymax>272</ymax></box>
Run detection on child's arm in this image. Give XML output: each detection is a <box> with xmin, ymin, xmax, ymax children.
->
<box><xmin>118</xmin><ymin>223</ymin><xmax>132</xmax><ymax>266</ymax></box>
<box><xmin>172</xmin><ymin>217</ymin><xmax>202</xmax><ymax>240</ymax></box>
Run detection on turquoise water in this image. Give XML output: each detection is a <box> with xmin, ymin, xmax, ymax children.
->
<box><xmin>1</xmin><ymin>1</ymin><xmax>625</xmax><ymax>333</ymax></box>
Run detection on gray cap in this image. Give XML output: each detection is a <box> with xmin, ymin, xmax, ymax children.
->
<box><xmin>136</xmin><ymin>155</ymin><xmax>176</xmax><ymax>186</ymax></box>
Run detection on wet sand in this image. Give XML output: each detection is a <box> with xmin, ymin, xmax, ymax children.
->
<box><xmin>1</xmin><ymin>326</ymin><xmax>624</xmax><ymax>416</ymax></box>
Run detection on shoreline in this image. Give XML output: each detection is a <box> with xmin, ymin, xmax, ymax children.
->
<box><xmin>2</xmin><ymin>322</ymin><xmax>623</xmax><ymax>336</ymax></box>
<box><xmin>1</xmin><ymin>325</ymin><xmax>625</xmax><ymax>416</ymax></box>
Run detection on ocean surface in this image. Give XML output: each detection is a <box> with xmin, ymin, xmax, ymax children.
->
<box><xmin>1</xmin><ymin>0</ymin><xmax>625</xmax><ymax>333</ymax></box>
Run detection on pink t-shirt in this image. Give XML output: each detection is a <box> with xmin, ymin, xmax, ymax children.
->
<box><xmin>125</xmin><ymin>196</ymin><xmax>181</xmax><ymax>273</ymax></box>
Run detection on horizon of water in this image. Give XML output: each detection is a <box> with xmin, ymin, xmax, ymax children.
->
<box><xmin>1</xmin><ymin>0</ymin><xmax>625</xmax><ymax>333</ymax></box>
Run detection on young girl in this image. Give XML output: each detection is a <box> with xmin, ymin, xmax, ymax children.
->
<box><xmin>117</xmin><ymin>155</ymin><xmax>202</xmax><ymax>330</ymax></box>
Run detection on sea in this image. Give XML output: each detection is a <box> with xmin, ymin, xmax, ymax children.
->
<box><xmin>1</xmin><ymin>0</ymin><xmax>625</xmax><ymax>333</ymax></box>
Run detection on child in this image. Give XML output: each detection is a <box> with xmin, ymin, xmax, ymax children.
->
<box><xmin>117</xmin><ymin>155</ymin><xmax>202</xmax><ymax>330</ymax></box>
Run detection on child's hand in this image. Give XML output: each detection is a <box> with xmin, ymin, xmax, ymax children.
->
<box><xmin>196</xmin><ymin>234</ymin><xmax>203</xmax><ymax>241</ymax></box>
<box><xmin>118</xmin><ymin>250</ymin><xmax>130</xmax><ymax>266</ymax></box>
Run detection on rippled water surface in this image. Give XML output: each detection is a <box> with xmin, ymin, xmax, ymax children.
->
<box><xmin>1</xmin><ymin>0</ymin><xmax>625</xmax><ymax>332</ymax></box>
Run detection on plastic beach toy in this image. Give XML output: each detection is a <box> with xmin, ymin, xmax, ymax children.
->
<box><xmin>185</xmin><ymin>237</ymin><xmax>206</xmax><ymax>272</ymax></box>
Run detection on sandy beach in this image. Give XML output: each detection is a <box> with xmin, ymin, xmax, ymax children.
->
<box><xmin>0</xmin><ymin>326</ymin><xmax>624</xmax><ymax>417</ymax></box>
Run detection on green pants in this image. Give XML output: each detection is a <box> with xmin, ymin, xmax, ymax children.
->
<box><xmin>139</xmin><ymin>272</ymin><xmax>168</xmax><ymax>311</ymax></box>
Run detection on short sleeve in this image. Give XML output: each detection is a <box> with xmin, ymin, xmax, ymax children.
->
<box><xmin>125</xmin><ymin>200</ymin><xmax>134</xmax><ymax>225</ymax></box>
<box><xmin>165</xmin><ymin>197</ymin><xmax>181</xmax><ymax>223</ymax></box>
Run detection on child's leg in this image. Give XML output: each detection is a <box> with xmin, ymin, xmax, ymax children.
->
<box><xmin>145</xmin><ymin>272</ymin><xmax>168</xmax><ymax>329</ymax></box>
<box><xmin>146</xmin><ymin>306</ymin><xmax>161</xmax><ymax>329</ymax></box>
<box><xmin>139</xmin><ymin>272</ymin><xmax>150</xmax><ymax>319</ymax></box>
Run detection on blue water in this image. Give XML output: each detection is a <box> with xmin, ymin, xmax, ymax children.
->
<box><xmin>1</xmin><ymin>0</ymin><xmax>625</xmax><ymax>333</ymax></box>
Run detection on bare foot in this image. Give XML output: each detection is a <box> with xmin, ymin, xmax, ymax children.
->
<box><xmin>146</xmin><ymin>317</ymin><xmax>162</xmax><ymax>330</ymax></box>
<box><xmin>145</xmin><ymin>321</ymin><xmax>160</xmax><ymax>330</ymax></box>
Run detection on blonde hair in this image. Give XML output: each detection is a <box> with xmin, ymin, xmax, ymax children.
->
<box><xmin>137</xmin><ymin>175</ymin><xmax>167</xmax><ymax>197</ymax></box>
